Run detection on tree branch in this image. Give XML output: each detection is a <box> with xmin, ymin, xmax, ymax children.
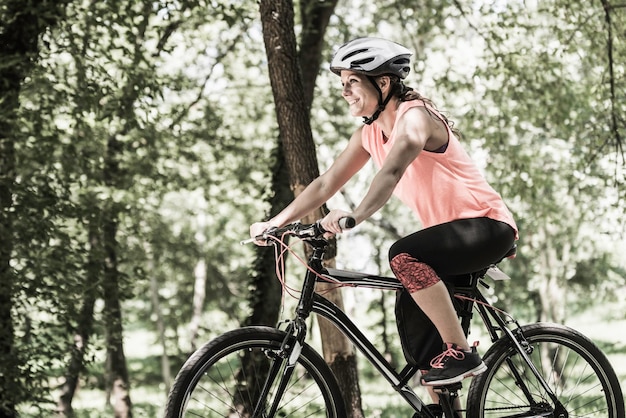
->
<box><xmin>168</xmin><ymin>25</ymin><xmax>249</xmax><ymax>130</ymax></box>
<box><xmin>600</xmin><ymin>0</ymin><xmax>624</xmax><ymax>158</ymax></box>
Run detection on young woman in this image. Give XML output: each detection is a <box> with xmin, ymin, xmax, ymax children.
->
<box><xmin>250</xmin><ymin>37</ymin><xmax>518</xmax><ymax>387</ymax></box>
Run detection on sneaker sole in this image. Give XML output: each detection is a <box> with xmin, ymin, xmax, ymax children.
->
<box><xmin>421</xmin><ymin>362</ymin><xmax>488</xmax><ymax>386</ymax></box>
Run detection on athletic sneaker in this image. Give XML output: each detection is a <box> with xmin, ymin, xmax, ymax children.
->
<box><xmin>421</xmin><ymin>342</ymin><xmax>487</xmax><ymax>386</ymax></box>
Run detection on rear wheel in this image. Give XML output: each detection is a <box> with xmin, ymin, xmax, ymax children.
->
<box><xmin>467</xmin><ymin>322</ymin><xmax>624</xmax><ymax>417</ymax></box>
<box><xmin>165</xmin><ymin>326</ymin><xmax>346</xmax><ymax>417</ymax></box>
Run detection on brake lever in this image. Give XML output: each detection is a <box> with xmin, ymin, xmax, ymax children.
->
<box><xmin>240</xmin><ymin>226</ymin><xmax>280</xmax><ymax>245</ymax></box>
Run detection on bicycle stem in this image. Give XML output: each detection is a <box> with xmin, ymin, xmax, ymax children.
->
<box><xmin>295</xmin><ymin>242</ymin><xmax>326</xmax><ymax>319</ymax></box>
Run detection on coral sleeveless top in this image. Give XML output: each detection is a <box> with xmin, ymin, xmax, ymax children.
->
<box><xmin>361</xmin><ymin>100</ymin><xmax>518</xmax><ymax>235</ymax></box>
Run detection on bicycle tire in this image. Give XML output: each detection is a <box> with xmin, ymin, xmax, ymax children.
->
<box><xmin>466</xmin><ymin>322</ymin><xmax>624</xmax><ymax>417</ymax></box>
<box><xmin>165</xmin><ymin>326</ymin><xmax>346</xmax><ymax>418</ymax></box>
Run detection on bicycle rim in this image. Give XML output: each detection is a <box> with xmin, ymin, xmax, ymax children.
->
<box><xmin>165</xmin><ymin>327</ymin><xmax>345</xmax><ymax>418</ymax></box>
<box><xmin>467</xmin><ymin>322</ymin><xmax>624</xmax><ymax>418</ymax></box>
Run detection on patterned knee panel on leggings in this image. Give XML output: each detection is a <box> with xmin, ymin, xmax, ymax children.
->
<box><xmin>390</xmin><ymin>252</ymin><xmax>441</xmax><ymax>293</ymax></box>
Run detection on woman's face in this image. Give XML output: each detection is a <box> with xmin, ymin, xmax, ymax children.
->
<box><xmin>340</xmin><ymin>70</ymin><xmax>380</xmax><ymax>118</ymax></box>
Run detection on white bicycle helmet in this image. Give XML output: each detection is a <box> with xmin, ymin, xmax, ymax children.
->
<box><xmin>331</xmin><ymin>37</ymin><xmax>412</xmax><ymax>124</ymax></box>
<box><xmin>330</xmin><ymin>37</ymin><xmax>412</xmax><ymax>79</ymax></box>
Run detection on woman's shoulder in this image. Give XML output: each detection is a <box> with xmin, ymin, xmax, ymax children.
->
<box><xmin>397</xmin><ymin>99</ymin><xmax>427</xmax><ymax>113</ymax></box>
<box><xmin>350</xmin><ymin>124</ymin><xmax>365</xmax><ymax>142</ymax></box>
<box><xmin>395</xmin><ymin>100</ymin><xmax>440</xmax><ymax>132</ymax></box>
<box><xmin>395</xmin><ymin>100</ymin><xmax>433</xmax><ymax>127</ymax></box>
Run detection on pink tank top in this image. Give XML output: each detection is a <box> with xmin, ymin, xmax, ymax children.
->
<box><xmin>361</xmin><ymin>100</ymin><xmax>518</xmax><ymax>235</ymax></box>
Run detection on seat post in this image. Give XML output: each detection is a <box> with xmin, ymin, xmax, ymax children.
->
<box><xmin>454</xmin><ymin>272</ymin><xmax>481</xmax><ymax>337</ymax></box>
<box><xmin>458</xmin><ymin>296</ymin><xmax>474</xmax><ymax>338</ymax></box>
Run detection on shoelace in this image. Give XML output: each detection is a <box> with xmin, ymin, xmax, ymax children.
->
<box><xmin>429</xmin><ymin>344</ymin><xmax>465</xmax><ymax>369</ymax></box>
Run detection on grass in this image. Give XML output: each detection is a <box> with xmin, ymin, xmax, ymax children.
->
<box><xmin>19</xmin><ymin>302</ymin><xmax>626</xmax><ymax>417</ymax></box>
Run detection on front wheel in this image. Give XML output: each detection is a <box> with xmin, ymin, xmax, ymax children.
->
<box><xmin>165</xmin><ymin>326</ymin><xmax>346</xmax><ymax>418</ymax></box>
<box><xmin>467</xmin><ymin>322</ymin><xmax>624</xmax><ymax>417</ymax></box>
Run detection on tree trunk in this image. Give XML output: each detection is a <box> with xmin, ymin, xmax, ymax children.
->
<box><xmin>0</xmin><ymin>50</ymin><xmax>19</xmax><ymax>418</ymax></box>
<box><xmin>189</xmin><ymin>259</ymin><xmax>207</xmax><ymax>351</ymax></box>
<box><xmin>298</xmin><ymin>0</ymin><xmax>339</xmax><ymax>109</ymax></box>
<box><xmin>57</xmin><ymin>222</ymin><xmax>100</xmax><ymax>416</ymax></box>
<box><xmin>57</xmin><ymin>292</ymin><xmax>97</xmax><ymax>417</ymax></box>
<box><xmin>0</xmin><ymin>47</ymin><xmax>19</xmax><ymax>418</ymax></box>
<box><xmin>95</xmin><ymin>2</ymin><xmax>157</xmax><ymax>413</ymax></box>
<box><xmin>148</xmin><ymin>247</ymin><xmax>172</xmax><ymax>392</ymax></box>
<box><xmin>102</xmin><ymin>216</ymin><xmax>132</xmax><ymax>417</ymax></box>
<box><xmin>537</xmin><ymin>236</ymin><xmax>569</xmax><ymax>325</ymax></box>
<box><xmin>245</xmin><ymin>142</ymin><xmax>291</xmax><ymax>328</ymax></box>
<box><xmin>0</xmin><ymin>1</ymin><xmax>71</xmax><ymax>416</ymax></box>
<box><xmin>315</xmin><ymin>282</ymin><xmax>364</xmax><ymax>416</ymax></box>
<box><xmin>259</xmin><ymin>1</ymin><xmax>363</xmax><ymax>416</ymax></box>
<box><xmin>101</xmin><ymin>132</ymin><xmax>132</xmax><ymax>417</ymax></box>
<box><xmin>151</xmin><ymin>275</ymin><xmax>172</xmax><ymax>392</ymax></box>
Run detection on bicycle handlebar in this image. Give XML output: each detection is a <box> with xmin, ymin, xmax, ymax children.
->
<box><xmin>339</xmin><ymin>216</ymin><xmax>356</xmax><ymax>230</ymax></box>
<box><xmin>241</xmin><ymin>217</ymin><xmax>356</xmax><ymax>245</ymax></box>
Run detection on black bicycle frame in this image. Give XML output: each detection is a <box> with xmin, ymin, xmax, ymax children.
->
<box><xmin>312</xmin><ymin>268</ymin><xmax>565</xmax><ymax>417</ymax></box>
<box><xmin>282</xmin><ymin>238</ymin><xmax>563</xmax><ymax>417</ymax></box>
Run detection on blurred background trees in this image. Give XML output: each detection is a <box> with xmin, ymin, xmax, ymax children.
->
<box><xmin>0</xmin><ymin>0</ymin><xmax>623</xmax><ymax>416</ymax></box>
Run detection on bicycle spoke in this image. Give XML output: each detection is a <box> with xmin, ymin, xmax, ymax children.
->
<box><xmin>468</xmin><ymin>323</ymin><xmax>624</xmax><ymax>417</ymax></box>
<box><xmin>166</xmin><ymin>329</ymin><xmax>344</xmax><ymax>417</ymax></box>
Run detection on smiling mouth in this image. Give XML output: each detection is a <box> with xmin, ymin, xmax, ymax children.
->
<box><xmin>347</xmin><ymin>99</ymin><xmax>358</xmax><ymax>105</ymax></box>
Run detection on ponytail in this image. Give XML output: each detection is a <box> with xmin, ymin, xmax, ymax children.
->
<box><xmin>390</xmin><ymin>78</ymin><xmax>461</xmax><ymax>139</ymax></box>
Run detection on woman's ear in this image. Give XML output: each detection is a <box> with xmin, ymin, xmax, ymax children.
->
<box><xmin>378</xmin><ymin>76</ymin><xmax>391</xmax><ymax>93</ymax></box>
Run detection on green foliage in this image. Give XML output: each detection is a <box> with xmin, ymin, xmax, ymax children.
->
<box><xmin>7</xmin><ymin>0</ymin><xmax>271</xmax><ymax>412</ymax></box>
<box><xmin>413</xmin><ymin>0</ymin><xmax>626</xmax><ymax>321</ymax></box>
<box><xmin>3</xmin><ymin>0</ymin><xmax>625</xmax><ymax>414</ymax></box>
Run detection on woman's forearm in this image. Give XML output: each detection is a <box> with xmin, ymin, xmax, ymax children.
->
<box><xmin>352</xmin><ymin>170</ymin><xmax>399</xmax><ymax>223</ymax></box>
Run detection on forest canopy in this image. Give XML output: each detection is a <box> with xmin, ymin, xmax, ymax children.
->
<box><xmin>0</xmin><ymin>0</ymin><xmax>624</xmax><ymax>416</ymax></box>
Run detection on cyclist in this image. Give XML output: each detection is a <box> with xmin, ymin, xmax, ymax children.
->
<box><xmin>250</xmin><ymin>37</ymin><xmax>518</xmax><ymax>388</ymax></box>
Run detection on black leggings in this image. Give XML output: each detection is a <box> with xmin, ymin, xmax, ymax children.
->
<box><xmin>389</xmin><ymin>217</ymin><xmax>515</xmax><ymax>290</ymax></box>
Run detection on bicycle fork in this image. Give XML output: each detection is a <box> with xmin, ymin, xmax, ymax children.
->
<box><xmin>503</xmin><ymin>327</ymin><xmax>568</xmax><ymax>417</ymax></box>
<box><xmin>478</xmin><ymin>302</ymin><xmax>568</xmax><ymax>417</ymax></box>
<box><xmin>251</xmin><ymin>318</ymin><xmax>307</xmax><ymax>417</ymax></box>
<box><xmin>251</xmin><ymin>247</ymin><xmax>324</xmax><ymax>417</ymax></box>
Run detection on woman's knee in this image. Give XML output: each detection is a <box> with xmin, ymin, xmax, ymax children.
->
<box><xmin>390</xmin><ymin>252</ymin><xmax>441</xmax><ymax>293</ymax></box>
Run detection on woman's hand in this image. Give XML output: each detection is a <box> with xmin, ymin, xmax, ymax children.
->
<box><xmin>249</xmin><ymin>221</ymin><xmax>275</xmax><ymax>246</ymax></box>
<box><xmin>320</xmin><ymin>210</ymin><xmax>355</xmax><ymax>236</ymax></box>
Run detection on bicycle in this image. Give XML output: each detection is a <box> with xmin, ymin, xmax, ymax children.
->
<box><xmin>165</xmin><ymin>219</ymin><xmax>625</xmax><ymax>417</ymax></box>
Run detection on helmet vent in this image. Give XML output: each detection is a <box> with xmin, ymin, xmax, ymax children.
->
<box><xmin>343</xmin><ymin>49</ymin><xmax>368</xmax><ymax>60</ymax></box>
<box><xmin>352</xmin><ymin>57</ymin><xmax>375</xmax><ymax>67</ymax></box>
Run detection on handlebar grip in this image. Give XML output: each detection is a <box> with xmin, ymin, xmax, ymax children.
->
<box><xmin>339</xmin><ymin>217</ymin><xmax>356</xmax><ymax>230</ymax></box>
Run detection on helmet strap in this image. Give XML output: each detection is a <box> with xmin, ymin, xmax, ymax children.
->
<box><xmin>363</xmin><ymin>76</ymin><xmax>393</xmax><ymax>125</ymax></box>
